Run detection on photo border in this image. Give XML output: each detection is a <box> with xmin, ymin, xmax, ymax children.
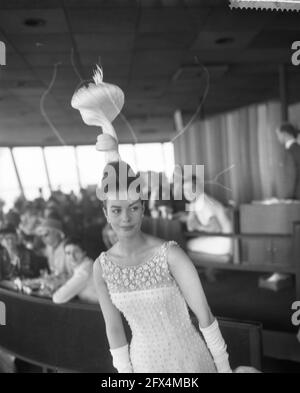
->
<box><xmin>230</xmin><ymin>0</ymin><xmax>300</xmax><ymax>12</ymax></box>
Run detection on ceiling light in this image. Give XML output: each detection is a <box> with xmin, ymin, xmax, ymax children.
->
<box><xmin>23</xmin><ymin>18</ymin><xmax>46</xmax><ymax>27</ymax></box>
<box><xmin>215</xmin><ymin>37</ymin><xmax>235</xmax><ymax>45</ymax></box>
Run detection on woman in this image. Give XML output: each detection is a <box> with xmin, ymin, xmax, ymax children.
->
<box><xmin>52</xmin><ymin>237</ymin><xmax>98</xmax><ymax>304</ymax></box>
<box><xmin>93</xmin><ymin>161</ymin><xmax>232</xmax><ymax>373</ymax></box>
<box><xmin>184</xmin><ymin>176</ymin><xmax>233</xmax><ymax>257</ymax></box>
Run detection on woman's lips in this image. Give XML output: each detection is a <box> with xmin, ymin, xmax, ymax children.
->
<box><xmin>120</xmin><ymin>225</ymin><xmax>134</xmax><ymax>231</ymax></box>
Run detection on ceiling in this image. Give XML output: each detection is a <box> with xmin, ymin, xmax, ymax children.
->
<box><xmin>0</xmin><ymin>0</ymin><xmax>300</xmax><ymax>146</ymax></box>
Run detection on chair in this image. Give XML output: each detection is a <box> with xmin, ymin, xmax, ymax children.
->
<box><xmin>191</xmin><ymin>314</ymin><xmax>263</xmax><ymax>370</ymax></box>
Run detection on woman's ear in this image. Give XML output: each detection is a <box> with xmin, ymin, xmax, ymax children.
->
<box><xmin>103</xmin><ymin>207</ymin><xmax>109</xmax><ymax>222</ymax></box>
<box><xmin>142</xmin><ymin>201</ymin><xmax>145</xmax><ymax>216</ymax></box>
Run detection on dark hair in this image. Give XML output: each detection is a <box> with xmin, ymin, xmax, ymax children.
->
<box><xmin>97</xmin><ymin>161</ymin><xmax>141</xmax><ymax>207</ymax></box>
<box><xmin>0</xmin><ymin>224</ymin><xmax>17</xmax><ymax>236</ymax></box>
<box><xmin>278</xmin><ymin>123</ymin><xmax>299</xmax><ymax>139</ymax></box>
<box><xmin>64</xmin><ymin>237</ymin><xmax>86</xmax><ymax>253</ymax></box>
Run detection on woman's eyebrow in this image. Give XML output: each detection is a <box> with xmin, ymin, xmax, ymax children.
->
<box><xmin>129</xmin><ymin>201</ymin><xmax>139</xmax><ymax>207</ymax></box>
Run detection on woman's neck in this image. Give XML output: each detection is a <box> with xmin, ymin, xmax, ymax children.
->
<box><xmin>117</xmin><ymin>232</ymin><xmax>146</xmax><ymax>257</ymax></box>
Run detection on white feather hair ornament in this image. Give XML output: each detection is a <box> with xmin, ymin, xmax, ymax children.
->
<box><xmin>71</xmin><ymin>65</ymin><xmax>124</xmax><ymax>163</ymax></box>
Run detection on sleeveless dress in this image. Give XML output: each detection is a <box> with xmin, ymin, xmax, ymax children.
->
<box><xmin>98</xmin><ymin>240</ymin><xmax>216</xmax><ymax>373</ymax></box>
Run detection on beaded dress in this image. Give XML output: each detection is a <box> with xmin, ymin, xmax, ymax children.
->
<box><xmin>98</xmin><ymin>241</ymin><xmax>216</xmax><ymax>373</ymax></box>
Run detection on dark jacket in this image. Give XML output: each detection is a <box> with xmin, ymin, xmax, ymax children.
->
<box><xmin>0</xmin><ymin>246</ymin><xmax>13</xmax><ymax>281</ymax></box>
<box><xmin>289</xmin><ymin>143</ymin><xmax>300</xmax><ymax>200</ymax></box>
<box><xmin>0</xmin><ymin>245</ymin><xmax>48</xmax><ymax>280</ymax></box>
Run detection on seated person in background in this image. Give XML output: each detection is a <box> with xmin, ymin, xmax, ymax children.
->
<box><xmin>0</xmin><ymin>225</ymin><xmax>47</xmax><ymax>280</ymax></box>
<box><xmin>52</xmin><ymin>237</ymin><xmax>97</xmax><ymax>304</ymax></box>
<box><xmin>0</xmin><ymin>244</ymin><xmax>13</xmax><ymax>281</ymax></box>
<box><xmin>184</xmin><ymin>176</ymin><xmax>233</xmax><ymax>257</ymax></box>
<box><xmin>36</xmin><ymin>218</ymin><xmax>71</xmax><ymax>277</ymax></box>
<box><xmin>18</xmin><ymin>206</ymin><xmax>44</xmax><ymax>252</ymax></box>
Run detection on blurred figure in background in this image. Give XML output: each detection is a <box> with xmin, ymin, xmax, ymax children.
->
<box><xmin>36</xmin><ymin>218</ymin><xmax>70</xmax><ymax>277</ymax></box>
<box><xmin>184</xmin><ymin>176</ymin><xmax>233</xmax><ymax>282</ymax></box>
<box><xmin>0</xmin><ymin>244</ymin><xmax>12</xmax><ymax>282</ymax></box>
<box><xmin>261</xmin><ymin>123</ymin><xmax>300</xmax><ymax>290</ymax></box>
<box><xmin>276</xmin><ymin>122</ymin><xmax>300</xmax><ymax>199</ymax></box>
<box><xmin>18</xmin><ymin>205</ymin><xmax>44</xmax><ymax>253</ymax></box>
<box><xmin>52</xmin><ymin>237</ymin><xmax>97</xmax><ymax>304</ymax></box>
<box><xmin>0</xmin><ymin>225</ymin><xmax>47</xmax><ymax>280</ymax></box>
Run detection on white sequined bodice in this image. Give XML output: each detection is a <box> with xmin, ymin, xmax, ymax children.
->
<box><xmin>100</xmin><ymin>241</ymin><xmax>175</xmax><ymax>293</ymax></box>
<box><xmin>98</xmin><ymin>241</ymin><xmax>215</xmax><ymax>373</ymax></box>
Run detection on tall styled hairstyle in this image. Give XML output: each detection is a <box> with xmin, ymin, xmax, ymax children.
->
<box><xmin>97</xmin><ymin>161</ymin><xmax>142</xmax><ymax>208</ymax></box>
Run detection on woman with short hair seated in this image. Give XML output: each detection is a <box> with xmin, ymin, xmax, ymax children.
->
<box><xmin>52</xmin><ymin>237</ymin><xmax>98</xmax><ymax>304</ymax></box>
<box><xmin>184</xmin><ymin>176</ymin><xmax>233</xmax><ymax>259</ymax></box>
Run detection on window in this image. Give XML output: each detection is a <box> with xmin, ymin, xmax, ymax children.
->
<box><xmin>13</xmin><ymin>147</ymin><xmax>50</xmax><ymax>200</ymax></box>
<box><xmin>0</xmin><ymin>148</ymin><xmax>20</xmax><ymax>211</ymax></box>
<box><xmin>0</xmin><ymin>143</ymin><xmax>175</xmax><ymax>209</ymax></box>
<box><xmin>44</xmin><ymin>147</ymin><xmax>79</xmax><ymax>194</ymax></box>
<box><xmin>76</xmin><ymin>145</ymin><xmax>106</xmax><ymax>188</ymax></box>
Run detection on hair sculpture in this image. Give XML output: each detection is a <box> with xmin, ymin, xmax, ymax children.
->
<box><xmin>71</xmin><ymin>65</ymin><xmax>124</xmax><ymax>163</ymax></box>
<box><xmin>71</xmin><ymin>65</ymin><xmax>139</xmax><ymax>201</ymax></box>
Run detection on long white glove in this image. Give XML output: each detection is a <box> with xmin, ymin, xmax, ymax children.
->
<box><xmin>199</xmin><ymin>319</ymin><xmax>232</xmax><ymax>373</ymax></box>
<box><xmin>110</xmin><ymin>344</ymin><xmax>133</xmax><ymax>373</ymax></box>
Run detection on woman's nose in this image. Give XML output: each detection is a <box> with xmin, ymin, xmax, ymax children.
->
<box><xmin>121</xmin><ymin>209</ymin><xmax>130</xmax><ymax>222</ymax></box>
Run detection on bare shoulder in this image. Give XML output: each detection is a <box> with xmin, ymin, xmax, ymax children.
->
<box><xmin>144</xmin><ymin>234</ymin><xmax>165</xmax><ymax>249</ymax></box>
<box><xmin>167</xmin><ymin>242</ymin><xmax>191</xmax><ymax>269</ymax></box>
<box><xmin>93</xmin><ymin>253</ymin><xmax>105</xmax><ymax>283</ymax></box>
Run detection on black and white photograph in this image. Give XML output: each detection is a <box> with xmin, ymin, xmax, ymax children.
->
<box><xmin>0</xmin><ymin>0</ymin><xmax>300</xmax><ymax>376</ymax></box>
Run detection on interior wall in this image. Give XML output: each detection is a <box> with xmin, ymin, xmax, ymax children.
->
<box><xmin>174</xmin><ymin>101</ymin><xmax>296</xmax><ymax>205</ymax></box>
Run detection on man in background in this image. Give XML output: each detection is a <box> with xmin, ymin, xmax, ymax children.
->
<box><xmin>260</xmin><ymin>123</ymin><xmax>300</xmax><ymax>291</ymax></box>
<box><xmin>276</xmin><ymin>123</ymin><xmax>300</xmax><ymax>199</ymax></box>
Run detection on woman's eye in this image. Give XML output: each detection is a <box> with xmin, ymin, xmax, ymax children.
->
<box><xmin>112</xmin><ymin>209</ymin><xmax>121</xmax><ymax>214</ymax></box>
<box><xmin>131</xmin><ymin>206</ymin><xmax>139</xmax><ymax>212</ymax></box>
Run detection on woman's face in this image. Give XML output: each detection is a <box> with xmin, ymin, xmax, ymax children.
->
<box><xmin>41</xmin><ymin>229</ymin><xmax>62</xmax><ymax>248</ymax></box>
<box><xmin>104</xmin><ymin>193</ymin><xmax>144</xmax><ymax>239</ymax></box>
<box><xmin>2</xmin><ymin>234</ymin><xmax>18</xmax><ymax>251</ymax></box>
<box><xmin>65</xmin><ymin>244</ymin><xmax>85</xmax><ymax>268</ymax></box>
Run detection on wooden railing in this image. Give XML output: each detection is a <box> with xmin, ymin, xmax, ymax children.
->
<box><xmin>141</xmin><ymin>216</ymin><xmax>300</xmax><ymax>299</ymax></box>
<box><xmin>186</xmin><ymin>222</ymin><xmax>300</xmax><ymax>300</ymax></box>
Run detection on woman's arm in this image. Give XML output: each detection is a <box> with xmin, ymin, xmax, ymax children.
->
<box><xmin>93</xmin><ymin>258</ymin><xmax>133</xmax><ymax>373</ymax></box>
<box><xmin>167</xmin><ymin>244</ymin><xmax>214</xmax><ymax>327</ymax></box>
<box><xmin>52</xmin><ymin>263</ymin><xmax>90</xmax><ymax>304</ymax></box>
<box><xmin>93</xmin><ymin>259</ymin><xmax>128</xmax><ymax>349</ymax></box>
<box><xmin>167</xmin><ymin>244</ymin><xmax>231</xmax><ymax>373</ymax></box>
